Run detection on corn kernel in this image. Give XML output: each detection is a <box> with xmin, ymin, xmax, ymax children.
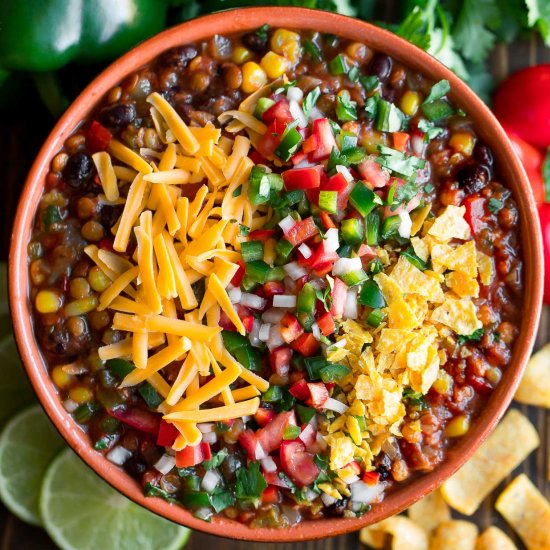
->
<box><xmin>52</xmin><ymin>366</ymin><xmax>74</xmax><ymax>389</ymax></box>
<box><xmin>432</xmin><ymin>370</ymin><xmax>452</xmax><ymax>394</ymax></box>
<box><xmin>445</xmin><ymin>414</ymin><xmax>470</xmax><ymax>437</ymax></box>
<box><xmin>263</xmin><ymin>238</ymin><xmax>277</xmax><ymax>265</ymax></box>
<box><xmin>88</xmin><ymin>266</ymin><xmax>111</xmax><ymax>292</ymax></box>
<box><xmin>270</xmin><ymin>29</ymin><xmax>302</xmax><ymax>63</ymax></box>
<box><xmin>261</xmin><ymin>51</ymin><xmax>290</xmax><ymax>79</ymax></box>
<box><xmin>69</xmin><ymin>386</ymin><xmax>94</xmax><ymax>404</ymax></box>
<box><xmin>65</xmin><ymin>295</ymin><xmax>99</xmax><ymax>317</ymax></box>
<box><xmin>317</xmin><ymin>483</ymin><xmax>342</xmax><ymax>500</ymax></box>
<box><xmin>399</xmin><ymin>90</ymin><xmax>422</xmax><ymax>117</ymax></box>
<box><xmin>35</xmin><ymin>290</ymin><xmax>63</xmax><ymax>314</ymax></box>
<box><xmin>449</xmin><ymin>131</ymin><xmax>475</xmax><ymax>155</ymax></box>
<box><xmin>232</xmin><ymin>46</ymin><xmax>252</xmax><ymax>65</ymax></box>
<box><xmin>241</xmin><ymin>62</ymin><xmax>268</xmax><ymax>94</ymax></box>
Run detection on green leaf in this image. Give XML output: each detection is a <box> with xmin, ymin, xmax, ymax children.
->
<box><xmin>302</xmin><ymin>86</ymin><xmax>321</xmax><ymax>119</ymax></box>
<box><xmin>417</xmin><ymin>118</ymin><xmax>444</xmax><ymax>140</ymax></box>
<box><xmin>423</xmin><ymin>79</ymin><xmax>450</xmax><ymax>105</ymax></box>
<box><xmin>526</xmin><ymin>0</ymin><xmax>550</xmax><ymax>46</ymax></box>
<box><xmin>457</xmin><ymin>328</ymin><xmax>485</xmax><ymax>344</ymax></box>
<box><xmin>375</xmin><ymin>146</ymin><xmax>426</xmax><ymax>182</ymax></box>
<box><xmin>235</xmin><ymin>461</ymin><xmax>267</xmax><ymax>500</ymax></box>
<box><xmin>403</xmin><ymin>387</ymin><xmax>428</xmax><ymax>410</ymax></box>
<box><xmin>210</xmin><ymin>489</ymin><xmax>235</xmax><ymax>513</ymax></box>
<box><xmin>203</xmin><ymin>448</ymin><xmax>228</xmax><ymax>470</ymax></box>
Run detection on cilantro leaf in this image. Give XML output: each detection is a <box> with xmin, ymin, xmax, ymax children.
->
<box><xmin>418</xmin><ymin>118</ymin><xmax>445</xmax><ymax>140</ymax></box>
<box><xmin>235</xmin><ymin>461</ymin><xmax>267</xmax><ymax>500</ymax></box>
<box><xmin>543</xmin><ymin>147</ymin><xmax>550</xmax><ymax>202</ymax></box>
<box><xmin>423</xmin><ymin>79</ymin><xmax>451</xmax><ymax>105</ymax></box>
<box><xmin>526</xmin><ymin>0</ymin><xmax>550</xmax><ymax>46</ymax></box>
<box><xmin>336</xmin><ymin>93</ymin><xmax>358</xmax><ymax>122</ymax></box>
<box><xmin>203</xmin><ymin>448</ymin><xmax>228</xmax><ymax>470</ymax></box>
<box><xmin>375</xmin><ymin>145</ymin><xmax>426</xmax><ymax>182</ymax></box>
<box><xmin>457</xmin><ymin>328</ymin><xmax>485</xmax><ymax>344</ymax></box>
<box><xmin>403</xmin><ymin>387</ymin><xmax>428</xmax><ymax>410</ymax></box>
<box><xmin>487</xmin><ymin>197</ymin><xmax>504</xmax><ymax>213</ymax></box>
<box><xmin>210</xmin><ymin>489</ymin><xmax>235</xmax><ymax>513</ymax></box>
<box><xmin>396</xmin><ymin>4</ymin><xmax>434</xmax><ymax>50</ymax></box>
<box><xmin>302</xmin><ymin>86</ymin><xmax>320</xmax><ymax>119</ymax></box>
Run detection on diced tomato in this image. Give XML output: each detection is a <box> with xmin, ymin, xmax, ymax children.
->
<box><xmin>109</xmin><ymin>406</ymin><xmax>160</xmax><ymax>436</ymax></box>
<box><xmin>357</xmin><ymin>244</ymin><xmax>377</xmax><ymax>259</ymax></box>
<box><xmin>322</xmin><ymin>172</ymin><xmax>352</xmax><ymax>210</ymax></box>
<box><xmin>256</xmin><ymin>411</ymin><xmax>297</xmax><ymax>454</ymax></box>
<box><xmin>305</xmin><ymin>382</ymin><xmax>329</xmax><ymax>409</ymax></box>
<box><xmin>157</xmin><ymin>420</ymin><xmax>179</xmax><ymax>446</ymax></box>
<box><xmin>330</xmin><ymin>277</ymin><xmax>348</xmax><ymax>318</ymax></box>
<box><xmin>284</xmin><ymin>216</ymin><xmax>318</xmax><ymax>247</ymax></box>
<box><xmin>280</xmin><ymin>313</ymin><xmax>303</xmax><ymax>344</ymax></box>
<box><xmin>175</xmin><ymin>442</ymin><xmax>211</xmax><ymax>468</ymax></box>
<box><xmin>248</xmin><ymin>229</ymin><xmax>276</xmax><ymax>241</ymax></box>
<box><xmin>255</xmin><ymin>408</ymin><xmax>276</xmax><ymax>428</ymax></box>
<box><xmin>262</xmin><ymin>99</ymin><xmax>294</xmax><ymax>125</ymax></box>
<box><xmin>290</xmin><ymin>333</ymin><xmax>320</xmax><ymax>357</ymax></box>
<box><xmin>358</xmin><ymin>155</ymin><xmax>390</xmax><ymax>188</ymax></box>
<box><xmin>257</xmin><ymin>120</ymin><xmax>285</xmax><ymax>158</ymax></box>
<box><xmin>291</xmin><ymin>151</ymin><xmax>309</xmax><ymax>166</ymax></box>
<box><xmin>86</xmin><ymin>120</ymin><xmax>112</xmax><ymax>153</ymax></box>
<box><xmin>282</xmin><ymin>166</ymin><xmax>323</xmax><ymax>191</ymax></box>
<box><xmin>219</xmin><ymin>310</ymin><xmax>236</xmax><ymax>331</ymax></box>
<box><xmin>200</xmin><ymin>441</ymin><xmax>212</xmax><ymax>461</ymax></box>
<box><xmin>289</xmin><ymin>379</ymin><xmax>310</xmax><ymax>400</ymax></box>
<box><xmin>280</xmin><ymin>440</ymin><xmax>320</xmax><ymax>487</ymax></box>
<box><xmin>392</xmin><ymin>131</ymin><xmax>410</xmax><ymax>152</ymax></box>
<box><xmin>306</xmin><ymin>242</ymin><xmax>339</xmax><ymax>270</ymax></box>
<box><xmin>312</xmin><ymin>262</ymin><xmax>334</xmax><ymax>277</ymax></box>
<box><xmin>298</xmin><ymin>423</ymin><xmax>318</xmax><ymax>447</ymax></box>
<box><xmin>319</xmin><ymin>211</ymin><xmax>337</xmax><ymax>230</ymax></box>
<box><xmin>238</xmin><ymin>429</ymin><xmax>258</xmax><ymax>459</ymax></box>
<box><xmin>230</xmin><ymin>259</ymin><xmax>246</xmax><ymax>287</ymax></box>
<box><xmin>261</xmin><ymin>486</ymin><xmax>280</xmax><ymax>504</ymax></box>
<box><xmin>241</xmin><ymin>315</ymin><xmax>254</xmax><ymax>333</ymax></box>
<box><xmin>462</xmin><ymin>196</ymin><xmax>488</xmax><ymax>235</ymax></box>
<box><xmin>263</xmin><ymin>281</ymin><xmax>285</xmax><ymax>297</ymax></box>
<box><xmin>249</xmin><ymin>150</ymin><xmax>267</xmax><ymax>165</ymax></box>
<box><xmin>310</xmin><ymin>118</ymin><xmax>337</xmax><ymax>161</ymax></box>
<box><xmin>270</xmin><ymin>346</ymin><xmax>293</xmax><ymax>377</ymax></box>
<box><xmin>362</xmin><ymin>471</ymin><xmax>380</xmax><ymax>485</ymax></box>
<box><xmin>98</xmin><ymin>237</ymin><xmax>114</xmax><ymax>251</ymax></box>
<box><xmin>302</xmin><ymin>133</ymin><xmax>319</xmax><ymax>154</ymax></box>
<box><xmin>263</xmin><ymin>471</ymin><xmax>289</xmax><ymax>488</ymax></box>
<box><xmin>316</xmin><ymin>312</ymin><xmax>335</xmax><ymax>336</ymax></box>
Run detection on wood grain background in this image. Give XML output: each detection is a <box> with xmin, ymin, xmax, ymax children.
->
<box><xmin>1</xmin><ymin>6</ymin><xmax>549</xmax><ymax>549</ymax></box>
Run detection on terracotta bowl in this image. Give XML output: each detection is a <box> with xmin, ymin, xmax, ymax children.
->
<box><xmin>9</xmin><ymin>7</ymin><xmax>543</xmax><ymax>542</ymax></box>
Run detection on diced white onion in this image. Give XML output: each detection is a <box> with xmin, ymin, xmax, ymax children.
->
<box><xmin>329</xmin><ymin>338</ymin><xmax>347</xmax><ymax>349</ymax></box>
<box><xmin>323</xmin><ymin>397</ymin><xmax>349</xmax><ymax>415</ymax></box>
<box><xmin>295</xmin><ymin>158</ymin><xmax>318</xmax><ymax>169</ymax></box>
<box><xmin>273</xmin><ymin>294</ymin><xmax>297</xmax><ymax>308</ymax></box>
<box><xmin>340</xmin><ymin>473</ymin><xmax>360</xmax><ymax>485</ymax></box>
<box><xmin>289</xmin><ymin>99</ymin><xmax>308</xmax><ymax>128</ymax></box>
<box><xmin>262</xmin><ymin>308</ymin><xmax>287</xmax><ymax>323</ymax></box>
<box><xmin>279</xmin><ymin>215</ymin><xmax>296</xmax><ymax>233</ymax></box>
<box><xmin>201</xmin><ymin>470</ymin><xmax>221</xmax><ymax>493</ymax></box>
<box><xmin>350</xmin><ymin>480</ymin><xmax>384</xmax><ymax>504</ymax></box>
<box><xmin>249</xmin><ymin>318</ymin><xmax>262</xmax><ymax>347</ymax></box>
<box><xmin>335</xmin><ymin>165</ymin><xmax>354</xmax><ymax>182</ymax></box>
<box><xmin>63</xmin><ymin>399</ymin><xmax>79</xmax><ymax>413</ymax></box>
<box><xmin>106</xmin><ymin>446</ymin><xmax>132</xmax><ymax>466</ymax></box>
<box><xmin>308</xmin><ymin>414</ymin><xmax>318</xmax><ymax>430</ymax></box>
<box><xmin>287</xmin><ymin>86</ymin><xmax>304</xmax><ymax>102</ymax></box>
<box><xmin>259</xmin><ymin>323</ymin><xmax>272</xmax><ymax>342</ymax></box>
<box><xmin>321</xmin><ymin>493</ymin><xmax>337</xmax><ymax>506</ymax></box>
<box><xmin>302</xmin><ymin>487</ymin><xmax>319</xmax><ymax>502</ymax></box>
<box><xmin>411</xmin><ymin>134</ymin><xmax>427</xmax><ymax>156</ymax></box>
<box><xmin>315</xmin><ymin>432</ymin><xmax>328</xmax><ymax>451</ymax></box>
<box><xmin>398</xmin><ymin>210</ymin><xmax>412</xmax><ymax>239</ymax></box>
<box><xmin>311</xmin><ymin>322</ymin><xmax>321</xmax><ymax>341</ymax></box>
<box><xmin>197</xmin><ymin>423</ymin><xmax>215</xmax><ymax>433</ymax></box>
<box><xmin>154</xmin><ymin>453</ymin><xmax>176</xmax><ymax>475</ymax></box>
<box><xmin>299</xmin><ymin>423</ymin><xmax>315</xmax><ymax>445</ymax></box>
<box><xmin>283</xmin><ymin>262</ymin><xmax>308</xmax><ymax>280</ymax></box>
<box><xmin>255</xmin><ymin>441</ymin><xmax>268</xmax><ymax>460</ymax></box>
<box><xmin>332</xmin><ymin>257</ymin><xmax>362</xmax><ymax>276</ymax></box>
<box><xmin>228</xmin><ymin>287</ymin><xmax>242</xmax><ymax>304</ymax></box>
<box><xmin>240</xmin><ymin>292</ymin><xmax>266</xmax><ymax>310</ymax></box>
<box><xmin>324</xmin><ymin>228</ymin><xmax>340</xmax><ymax>253</ymax></box>
<box><xmin>298</xmin><ymin>243</ymin><xmax>312</xmax><ymax>259</ymax></box>
<box><xmin>343</xmin><ymin>287</ymin><xmax>358</xmax><ymax>320</ymax></box>
<box><xmin>267</xmin><ymin>325</ymin><xmax>284</xmax><ymax>351</ymax></box>
<box><xmin>202</xmin><ymin>431</ymin><xmax>218</xmax><ymax>444</ymax></box>
<box><xmin>260</xmin><ymin>456</ymin><xmax>278</xmax><ymax>473</ymax></box>
<box><xmin>309</xmin><ymin>106</ymin><xmax>324</xmax><ymax>121</ymax></box>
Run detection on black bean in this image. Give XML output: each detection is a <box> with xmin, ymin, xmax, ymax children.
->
<box><xmin>456</xmin><ymin>164</ymin><xmax>490</xmax><ymax>194</ymax></box>
<box><xmin>159</xmin><ymin>45</ymin><xmax>198</xmax><ymax>70</ymax></box>
<box><xmin>99</xmin><ymin>103</ymin><xmax>136</xmax><ymax>129</ymax></box>
<box><xmin>242</xmin><ymin>31</ymin><xmax>268</xmax><ymax>55</ymax></box>
<box><xmin>370</xmin><ymin>54</ymin><xmax>393</xmax><ymax>81</ymax></box>
<box><xmin>99</xmin><ymin>204</ymin><xmax>122</xmax><ymax>231</ymax></box>
<box><xmin>63</xmin><ymin>153</ymin><xmax>94</xmax><ymax>190</ymax></box>
<box><xmin>326</xmin><ymin>499</ymin><xmax>348</xmax><ymax>516</ymax></box>
<box><xmin>474</xmin><ymin>144</ymin><xmax>493</xmax><ymax>167</ymax></box>
<box><xmin>124</xmin><ymin>456</ymin><xmax>147</xmax><ymax>477</ymax></box>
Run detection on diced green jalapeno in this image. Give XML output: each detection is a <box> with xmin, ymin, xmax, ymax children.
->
<box><xmin>106</xmin><ymin>358</ymin><xmax>135</xmax><ymax>379</ymax></box>
<box><xmin>73</xmin><ymin>402</ymin><xmax>98</xmax><ymax>424</ymax></box>
<box><xmin>349</xmin><ymin>182</ymin><xmax>380</xmax><ymax>217</ymax></box>
<box><xmin>241</xmin><ymin>241</ymin><xmax>264</xmax><ymax>263</ymax></box>
<box><xmin>318</xmin><ymin>190</ymin><xmax>338</xmax><ymax>214</ymax></box>
<box><xmin>367</xmin><ymin>258</ymin><xmax>383</xmax><ymax>275</ymax></box>
<box><xmin>328</xmin><ymin>53</ymin><xmax>348</xmax><ymax>75</ymax></box>
<box><xmin>380</xmin><ymin>214</ymin><xmax>401</xmax><ymax>240</ymax></box>
<box><xmin>241</xmin><ymin>275</ymin><xmax>259</xmax><ymax>292</ymax></box>
<box><xmin>401</xmin><ymin>247</ymin><xmax>427</xmax><ymax>271</ymax></box>
<box><xmin>254</xmin><ymin>97</ymin><xmax>275</xmax><ymax>120</ymax></box>
<box><xmin>337</xmin><ymin>244</ymin><xmax>353</xmax><ymax>257</ymax></box>
<box><xmin>366</xmin><ymin>211</ymin><xmax>380</xmax><ymax>245</ymax></box>
<box><xmin>359</xmin><ymin>280</ymin><xmax>386</xmax><ymax>308</ymax></box>
<box><xmin>139</xmin><ymin>383</ymin><xmax>163</xmax><ymax>409</ymax></box>
<box><xmin>341</xmin><ymin>218</ymin><xmax>364</xmax><ymax>245</ymax></box>
<box><xmin>375</xmin><ymin>99</ymin><xmax>404</xmax><ymax>132</ymax></box>
<box><xmin>221</xmin><ymin>330</ymin><xmax>249</xmax><ymax>352</ymax></box>
<box><xmin>233</xmin><ymin>345</ymin><xmax>262</xmax><ymax>372</ymax></box>
<box><xmin>245</xmin><ymin>260</ymin><xmax>271</xmax><ymax>283</ymax></box>
<box><xmin>275</xmin><ymin>239</ymin><xmax>293</xmax><ymax>265</ymax></box>
<box><xmin>421</xmin><ymin>99</ymin><xmax>454</xmax><ymax>121</ymax></box>
<box><xmin>367</xmin><ymin>308</ymin><xmax>386</xmax><ymax>327</ymax></box>
<box><xmin>181</xmin><ymin>491</ymin><xmax>211</xmax><ymax>509</ymax></box>
<box><xmin>275</xmin><ymin>126</ymin><xmax>303</xmax><ymax>161</ymax></box>
<box><xmin>297</xmin><ymin>283</ymin><xmax>316</xmax><ymax>314</ymax></box>
<box><xmin>340</xmin><ymin>269</ymin><xmax>368</xmax><ymax>287</ymax></box>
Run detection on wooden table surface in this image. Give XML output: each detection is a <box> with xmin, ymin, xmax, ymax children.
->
<box><xmin>1</xmin><ymin>13</ymin><xmax>549</xmax><ymax>550</ymax></box>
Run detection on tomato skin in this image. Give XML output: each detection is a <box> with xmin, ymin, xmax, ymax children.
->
<box><xmin>289</xmin><ymin>379</ymin><xmax>310</xmax><ymax>400</ymax></box>
<box><xmin>290</xmin><ymin>333</ymin><xmax>320</xmax><ymax>357</ymax></box>
<box><xmin>108</xmin><ymin>406</ymin><xmax>160</xmax><ymax>436</ymax></box>
<box><xmin>538</xmin><ymin>202</ymin><xmax>550</xmax><ymax>305</ymax></box>
<box><xmin>156</xmin><ymin>420</ymin><xmax>179</xmax><ymax>446</ymax></box>
<box><xmin>261</xmin><ymin>486</ymin><xmax>280</xmax><ymax>504</ymax></box>
<box><xmin>255</xmin><ymin>408</ymin><xmax>276</xmax><ymax>428</ymax></box>
<box><xmin>506</xmin><ymin>132</ymin><xmax>545</xmax><ymax>205</ymax></box>
<box><xmin>263</xmin><ymin>99</ymin><xmax>294</xmax><ymax>125</ymax></box>
<box><xmin>305</xmin><ymin>382</ymin><xmax>329</xmax><ymax>409</ymax></box>
<box><xmin>494</xmin><ymin>65</ymin><xmax>550</xmax><ymax>149</ymax></box>
<box><xmin>358</xmin><ymin>155</ymin><xmax>390</xmax><ymax>188</ymax></box>
<box><xmin>280</xmin><ymin>313</ymin><xmax>304</xmax><ymax>344</ymax></box>
<box><xmin>316</xmin><ymin>312</ymin><xmax>335</xmax><ymax>336</ymax></box>
<box><xmin>279</xmin><ymin>440</ymin><xmax>320</xmax><ymax>487</ymax></box>
<box><xmin>284</xmin><ymin>216</ymin><xmax>318</xmax><ymax>247</ymax></box>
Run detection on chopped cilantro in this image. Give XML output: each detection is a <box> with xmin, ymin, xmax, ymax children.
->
<box><xmin>487</xmin><ymin>197</ymin><xmax>504</xmax><ymax>213</ymax></box>
<box><xmin>203</xmin><ymin>448</ymin><xmax>228</xmax><ymax>470</ymax></box>
<box><xmin>232</xmin><ymin>185</ymin><xmax>242</xmax><ymax>197</ymax></box>
<box><xmin>210</xmin><ymin>489</ymin><xmax>235</xmax><ymax>513</ymax></box>
<box><xmin>364</xmin><ymin>93</ymin><xmax>380</xmax><ymax>120</ymax></box>
<box><xmin>418</xmin><ymin>118</ymin><xmax>445</xmax><ymax>140</ymax></box>
<box><xmin>235</xmin><ymin>461</ymin><xmax>267</xmax><ymax>500</ymax></box>
<box><xmin>423</xmin><ymin>79</ymin><xmax>451</xmax><ymax>104</ymax></box>
<box><xmin>239</xmin><ymin>224</ymin><xmax>250</xmax><ymax>236</ymax></box>
<box><xmin>376</xmin><ymin>145</ymin><xmax>426</xmax><ymax>182</ymax></box>
<box><xmin>336</xmin><ymin>93</ymin><xmax>358</xmax><ymax>122</ymax></box>
<box><xmin>457</xmin><ymin>328</ymin><xmax>485</xmax><ymax>344</ymax></box>
<box><xmin>360</xmin><ymin>75</ymin><xmax>379</xmax><ymax>93</ymax></box>
<box><xmin>403</xmin><ymin>387</ymin><xmax>428</xmax><ymax>410</ymax></box>
<box><xmin>302</xmin><ymin>86</ymin><xmax>320</xmax><ymax>119</ymax></box>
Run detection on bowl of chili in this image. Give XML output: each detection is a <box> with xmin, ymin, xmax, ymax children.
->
<box><xmin>9</xmin><ymin>6</ymin><xmax>543</xmax><ymax>541</ymax></box>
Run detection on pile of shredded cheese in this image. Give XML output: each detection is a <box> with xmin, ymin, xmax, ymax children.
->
<box><xmin>322</xmin><ymin>205</ymin><xmax>494</xmax><ymax>475</ymax></box>
<box><xmin>85</xmin><ymin>91</ymin><xmax>276</xmax><ymax>451</ymax></box>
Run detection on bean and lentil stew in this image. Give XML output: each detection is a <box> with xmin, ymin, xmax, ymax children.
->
<box><xmin>28</xmin><ymin>25</ymin><xmax>522</xmax><ymax>527</ymax></box>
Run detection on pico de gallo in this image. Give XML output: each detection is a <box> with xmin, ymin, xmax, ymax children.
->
<box><xmin>28</xmin><ymin>25</ymin><xmax>522</xmax><ymax>528</ymax></box>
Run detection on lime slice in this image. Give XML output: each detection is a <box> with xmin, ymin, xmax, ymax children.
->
<box><xmin>0</xmin><ymin>404</ymin><xmax>65</xmax><ymax>525</ymax></box>
<box><xmin>0</xmin><ymin>334</ymin><xmax>36</xmax><ymax>429</ymax></box>
<box><xmin>40</xmin><ymin>448</ymin><xmax>191</xmax><ymax>550</ymax></box>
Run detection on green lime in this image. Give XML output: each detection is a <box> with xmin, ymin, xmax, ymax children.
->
<box><xmin>0</xmin><ymin>404</ymin><xmax>65</xmax><ymax>525</ymax></box>
<box><xmin>40</xmin><ymin>448</ymin><xmax>192</xmax><ymax>550</ymax></box>
<box><xmin>0</xmin><ymin>334</ymin><xmax>36</xmax><ymax>429</ymax></box>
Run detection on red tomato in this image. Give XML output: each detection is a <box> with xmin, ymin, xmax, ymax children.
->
<box><xmin>494</xmin><ymin>65</ymin><xmax>550</xmax><ymax>149</ymax></box>
<box><xmin>262</xmin><ymin>99</ymin><xmax>294</xmax><ymax>125</ymax></box>
<box><xmin>254</xmin><ymin>408</ymin><xmax>276</xmax><ymax>428</ymax></box>
<box><xmin>392</xmin><ymin>131</ymin><xmax>410</xmax><ymax>152</ymax></box>
<box><xmin>305</xmin><ymin>382</ymin><xmax>329</xmax><ymax>409</ymax></box>
<box><xmin>263</xmin><ymin>281</ymin><xmax>285</xmax><ymax>297</ymax></box>
<box><xmin>316</xmin><ymin>312</ymin><xmax>335</xmax><ymax>336</ymax></box>
<box><xmin>280</xmin><ymin>313</ymin><xmax>304</xmax><ymax>344</ymax></box>
<box><xmin>284</xmin><ymin>216</ymin><xmax>318</xmax><ymax>247</ymax></box>
<box><xmin>462</xmin><ymin>196</ymin><xmax>488</xmax><ymax>235</ymax></box>
<box><xmin>256</xmin><ymin>411</ymin><xmax>297</xmax><ymax>454</ymax></box>
<box><xmin>507</xmin><ymin>132</ymin><xmax>545</xmax><ymax>205</ymax></box>
<box><xmin>319</xmin><ymin>211</ymin><xmax>337</xmax><ymax>230</ymax></box>
<box><xmin>257</xmin><ymin>120</ymin><xmax>285</xmax><ymax>158</ymax></box>
<box><xmin>305</xmin><ymin>242</ymin><xmax>339</xmax><ymax>270</ymax></box>
<box><xmin>358</xmin><ymin>155</ymin><xmax>390</xmax><ymax>188</ymax></box>
<box><xmin>289</xmin><ymin>379</ymin><xmax>310</xmax><ymax>400</ymax></box>
<box><xmin>310</xmin><ymin>118</ymin><xmax>337</xmax><ymax>161</ymax></box>
<box><xmin>538</xmin><ymin>203</ymin><xmax>550</xmax><ymax>305</ymax></box>
<box><xmin>270</xmin><ymin>346</ymin><xmax>293</xmax><ymax>377</ymax></box>
<box><xmin>156</xmin><ymin>420</ymin><xmax>179</xmax><ymax>446</ymax></box>
<box><xmin>248</xmin><ymin>229</ymin><xmax>276</xmax><ymax>241</ymax></box>
<box><xmin>282</xmin><ymin>166</ymin><xmax>323</xmax><ymax>190</ymax></box>
<box><xmin>86</xmin><ymin>120</ymin><xmax>112</xmax><ymax>152</ymax></box>
<box><xmin>230</xmin><ymin>259</ymin><xmax>246</xmax><ymax>287</ymax></box>
<box><xmin>330</xmin><ymin>277</ymin><xmax>348</xmax><ymax>318</ymax></box>
<box><xmin>175</xmin><ymin>442</ymin><xmax>211</xmax><ymax>468</ymax></box>
<box><xmin>261</xmin><ymin>486</ymin><xmax>280</xmax><ymax>504</ymax></box>
<box><xmin>279</xmin><ymin>440</ymin><xmax>320</xmax><ymax>487</ymax></box>
<box><xmin>290</xmin><ymin>333</ymin><xmax>320</xmax><ymax>357</ymax></box>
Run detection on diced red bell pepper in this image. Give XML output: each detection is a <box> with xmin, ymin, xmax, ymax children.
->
<box><xmin>263</xmin><ymin>281</ymin><xmax>285</xmax><ymax>297</ymax></box>
<box><xmin>310</xmin><ymin>118</ymin><xmax>337</xmax><ymax>161</ymax></box>
<box><xmin>302</xmin><ymin>133</ymin><xmax>319</xmax><ymax>154</ymax></box>
<box><xmin>306</xmin><ymin>242</ymin><xmax>339</xmax><ymax>270</ymax></box>
<box><xmin>280</xmin><ymin>440</ymin><xmax>320</xmax><ymax>487</ymax></box>
<box><xmin>291</xmin><ymin>333</ymin><xmax>320</xmax><ymax>357</ymax></box>
<box><xmin>305</xmin><ymin>382</ymin><xmax>329</xmax><ymax>409</ymax></box>
<box><xmin>230</xmin><ymin>259</ymin><xmax>246</xmax><ymax>287</ymax></box>
<box><xmin>316</xmin><ymin>312</ymin><xmax>335</xmax><ymax>336</ymax></box>
<box><xmin>358</xmin><ymin>155</ymin><xmax>390</xmax><ymax>188</ymax></box>
<box><xmin>262</xmin><ymin>99</ymin><xmax>294</xmax><ymax>125</ymax></box>
<box><xmin>219</xmin><ymin>310</ymin><xmax>236</xmax><ymax>331</ymax></box>
<box><xmin>392</xmin><ymin>131</ymin><xmax>410</xmax><ymax>152</ymax></box>
<box><xmin>255</xmin><ymin>408</ymin><xmax>276</xmax><ymax>428</ymax></box>
<box><xmin>257</xmin><ymin>120</ymin><xmax>285</xmax><ymax>158</ymax></box>
<box><xmin>280</xmin><ymin>313</ymin><xmax>304</xmax><ymax>344</ymax></box>
<box><xmin>256</xmin><ymin>411</ymin><xmax>297</xmax><ymax>454</ymax></box>
<box><xmin>362</xmin><ymin>471</ymin><xmax>380</xmax><ymax>485</ymax></box>
<box><xmin>261</xmin><ymin>486</ymin><xmax>280</xmax><ymax>504</ymax></box>
<box><xmin>284</xmin><ymin>216</ymin><xmax>318</xmax><ymax>247</ymax></box>
<box><xmin>462</xmin><ymin>196</ymin><xmax>488</xmax><ymax>235</ymax></box>
<box><xmin>270</xmin><ymin>346</ymin><xmax>293</xmax><ymax>377</ymax></box>
<box><xmin>330</xmin><ymin>277</ymin><xmax>348</xmax><ymax>318</ymax></box>
<box><xmin>241</xmin><ymin>315</ymin><xmax>254</xmax><ymax>333</ymax></box>
<box><xmin>289</xmin><ymin>379</ymin><xmax>310</xmax><ymax>400</ymax></box>
<box><xmin>157</xmin><ymin>420</ymin><xmax>179</xmax><ymax>447</ymax></box>
<box><xmin>282</xmin><ymin>165</ymin><xmax>323</xmax><ymax>191</ymax></box>
<box><xmin>249</xmin><ymin>150</ymin><xmax>267</xmax><ymax>165</ymax></box>
<box><xmin>175</xmin><ymin>442</ymin><xmax>211</xmax><ymax>468</ymax></box>
<box><xmin>108</xmin><ymin>406</ymin><xmax>160</xmax><ymax>436</ymax></box>
<box><xmin>319</xmin><ymin>211</ymin><xmax>337</xmax><ymax>230</ymax></box>
<box><xmin>322</xmin><ymin>171</ymin><xmax>352</xmax><ymax>211</ymax></box>
<box><xmin>86</xmin><ymin>120</ymin><xmax>112</xmax><ymax>153</ymax></box>
<box><xmin>312</xmin><ymin>262</ymin><xmax>333</xmax><ymax>277</ymax></box>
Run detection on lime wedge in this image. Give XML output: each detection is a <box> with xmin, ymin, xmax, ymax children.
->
<box><xmin>0</xmin><ymin>404</ymin><xmax>65</xmax><ymax>525</ymax></box>
<box><xmin>40</xmin><ymin>448</ymin><xmax>191</xmax><ymax>550</ymax></box>
<box><xmin>0</xmin><ymin>334</ymin><xmax>36</xmax><ymax>429</ymax></box>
